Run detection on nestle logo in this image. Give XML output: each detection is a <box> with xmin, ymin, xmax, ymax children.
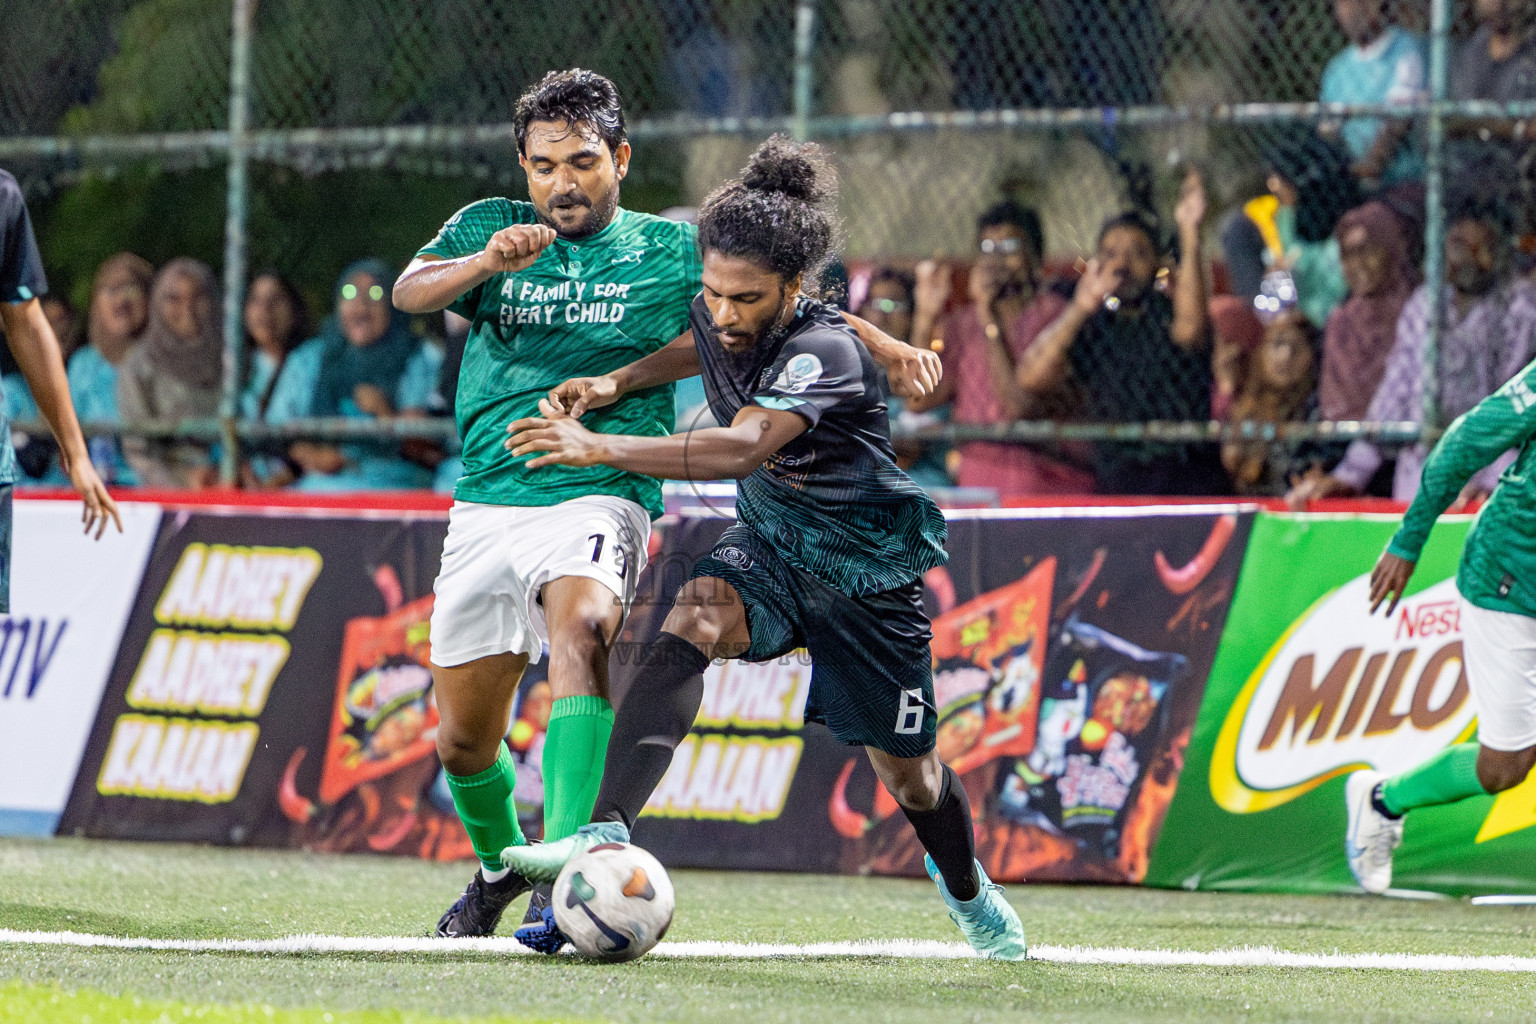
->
<box><xmin>1215</xmin><ymin>574</ymin><xmax>1479</xmax><ymax>814</ymax></box>
<box><xmin>1395</xmin><ymin>599</ymin><xmax>1460</xmax><ymax>642</ymax></box>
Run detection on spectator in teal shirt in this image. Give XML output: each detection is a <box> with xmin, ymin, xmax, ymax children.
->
<box><xmin>1320</xmin><ymin>0</ymin><xmax>1427</xmax><ymax>186</ymax></box>
<box><xmin>238</xmin><ymin>270</ymin><xmax>311</xmax><ymax>489</ymax></box>
<box><xmin>68</xmin><ymin>253</ymin><xmax>154</xmax><ymax>486</ymax></box>
<box><xmin>266</xmin><ymin>259</ymin><xmax>442</xmax><ymax>492</ymax></box>
<box><xmin>239</xmin><ymin>270</ymin><xmax>310</xmax><ymax>420</ymax></box>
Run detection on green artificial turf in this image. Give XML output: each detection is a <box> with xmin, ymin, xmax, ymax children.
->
<box><xmin>2</xmin><ymin>837</ymin><xmax>1534</xmax><ymax>1023</ymax></box>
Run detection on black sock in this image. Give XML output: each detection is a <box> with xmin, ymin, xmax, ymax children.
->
<box><xmin>1371</xmin><ymin>782</ymin><xmax>1403</xmax><ymax>821</ymax></box>
<box><xmin>592</xmin><ymin>631</ymin><xmax>710</xmax><ymax>831</ymax></box>
<box><xmin>901</xmin><ymin>764</ymin><xmax>980</xmax><ymax>901</ymax></box>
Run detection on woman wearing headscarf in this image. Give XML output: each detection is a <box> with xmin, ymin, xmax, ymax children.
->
<box><xmin>68</xmin><ymin>252</ymin><xmax>155</xmax><ymax>485</ymax></box>
<box><xmin>1291</xmin><ymin>199</ymin><xmax>1536</xmax><ymax>507</ymax></box>
<box><xmin>1318</xmin><ymin>201</ymin><xmax>1419</xmax><ymax>422</ymax></box>
<box><xmin>116</xmin><ymin>257</ymin><xmax>224</xmax><ymax>488</ymax></box>
<box><xmin>266</xmin><ymin>259</ymin><xmax>442</xmax><ymax>491</ymax></box>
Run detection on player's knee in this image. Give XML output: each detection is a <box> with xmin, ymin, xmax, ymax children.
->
<box><xmin>435</xmin><ymin>726</ymin><xmax>495</xmax><ymax>777</ymax></box>
<box><xmin>881</xmin><ymin>762</ymin><xmax>944</xmax><ymax>811</ymax></box>
<box><xmin>660</xmin><ymin>602</ymin><xmax>720</xmax><ymax>650</ymax></box>
<box><xmin>549</xmin><ymin>607</ymin><xmax>617</xmax><ymax>659</ymax></box>
<box><xmin>889</xmin><ymin>777</ymin><xmax>941</xmax><ymax>811</ymax></box>
<box><xmin>1477</xmin><ymin>748</ymin><xmax>1536</xmax><ymax>794</ymax></box>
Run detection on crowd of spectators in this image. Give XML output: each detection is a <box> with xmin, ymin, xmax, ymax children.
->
<box><xmin>1</xmin><ymin>253</ymin><xmax>451</xmax><ymax>494</ymax></box>
<box><xmin>840</xmin><ymin>0</ymin><xmax>1536</xmax><ymax>501</ymax></box>
<box><xmin>5</xmin><ymin>1</ymin><xmax>1536</xmax><ymax>499</ymax></box>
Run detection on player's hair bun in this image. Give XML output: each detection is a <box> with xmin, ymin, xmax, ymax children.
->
<box><xmin>741</xmin><ymin>135</ymin><xmax>835</xmax><ymax>206</ymax></box>
<box><xmin>697</xmin><ymin>135</ymin><xmax>843</xmax><ymax>294</ymax></box>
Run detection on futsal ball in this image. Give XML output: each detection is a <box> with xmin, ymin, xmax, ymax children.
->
<box><xmin>552</xmin><ymin>842</ymin><xmax>675</xmax><ymax>962</ymax></box>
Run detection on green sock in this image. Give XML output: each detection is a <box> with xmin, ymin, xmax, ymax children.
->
<box><xmin>1380</xmin><ymin>743</ymin><xmax>1486</xmax><ymax>817</ymax></box>
<box><xmin>542</xmin><ymin>694</ymin><xmax>615</xmax><ymax>841</ymax></box>
<box><xmin>445</xmin><ymin>743</ymin><xmax>525</xmax><ymax>873</ymax></box>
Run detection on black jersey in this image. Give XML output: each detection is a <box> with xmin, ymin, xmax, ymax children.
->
<box><xmin>0</xmin><ymin>170</ymin><xmax>46</xmax><ymax>486</ymax></box>
<box><xmin>688</xmin><ymin>295</ymin><xmax>946</xmax><ymax>596</ymax></box>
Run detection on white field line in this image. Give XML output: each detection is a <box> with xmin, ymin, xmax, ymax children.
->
<box><xmin>2</xmin><ymin>929</ymin><xmax>1535</xmax><ymax>972</ymax></box>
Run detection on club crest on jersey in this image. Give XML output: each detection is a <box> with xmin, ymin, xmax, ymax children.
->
<box><xmin>716</xmin><ymin>546</ymin><xmax>753</xmax><ymax>570</ymax></box>
<box><xmin>772</xmin><ymin>354</ymin><xmax>823</xmax><ymax>395</ymax></box>
<box><xmin>610</xmin><ymin>247</ymin><xmax>647</xmax><ymax>265</ymax></box>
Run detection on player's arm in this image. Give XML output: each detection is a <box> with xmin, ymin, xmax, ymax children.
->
<box><xmin>392</xmin><ymin>223</ymin><xmax>556</xmax><ymax>313</ymax></box>
<box><xmin>0</xmin><ymin>299</ymin><xmax>120</xmax><ymax>537</ymax></box>
<box><xmin>506</xmin><ymin>403</ymin><xmax>807</xmax><ymax>481</ymax></box>
<box><xmin>1370</xmin><ymin>363</ymin><xmax>1536</xmax><ymax>614</ymax></box>
<box><xmin>840</xmin><ymin>312</ymin><xmax>941</xmax><ymax>399</ymax></box>
<box><xmin>545</xmin><ymin>332</ymin><xmax>701</xmax><ymax>419</ymax></box>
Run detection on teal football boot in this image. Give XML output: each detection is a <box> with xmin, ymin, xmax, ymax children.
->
<box><xmin>925</xmin><ymin>855</ymin><xmax>1028</xmax><ymax>960</ymax></box>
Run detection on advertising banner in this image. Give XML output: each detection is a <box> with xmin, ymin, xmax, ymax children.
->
<box><xmin>619</xmin><ymin>507</ymin><xmax>1252</xmax><ymax>883</ymax></box>
<box><xmin>0</xmin><ymin>500</ymin><xmax>161</xmax><ymax>836</ymax></box>
<box><xmin>49</xmin><ymin>500</ymin><xmax>1252</xmax><ymax>888</ymax></box>
<box><xmin>57</xmin><ymin>510</ymin><xmax>472</xmax><ymax>858</ymax></box>
<box><xmin>1144</xmin><ymin>512</ymin><xmax>1536</xmax><ymax>896</ymax></box>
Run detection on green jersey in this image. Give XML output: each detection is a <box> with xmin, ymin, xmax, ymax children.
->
<box><xmin>1388</xmin><ymin>357</ymin><xmax>1536</xmax><ymax>617</ymax></box>
<box><xmin>419</xmin><ymin>199</ymin><xmax>701</xmax><ymax>517</ymax></box>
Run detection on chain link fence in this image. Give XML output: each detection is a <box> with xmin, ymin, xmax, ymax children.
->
<box><xmin>1</xmin><ymin>0</ymin><xmax>1530</xmax><ymax>496</ymax></box>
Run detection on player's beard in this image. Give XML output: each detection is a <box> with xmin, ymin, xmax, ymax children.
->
<box><xmin>716</xmin><ymin>286</ymin><xmax>798</xmax><ymax>355</ymax></box>
<box><xmin>538</xmin><ymin>184</ymin><xmax>620</xmax><ymax>240</ymax></box>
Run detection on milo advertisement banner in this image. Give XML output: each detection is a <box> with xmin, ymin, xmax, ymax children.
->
<box><xmin>1147</xmin><ymin>511</ymin><xmax>1536</xmax><ymax>896</ymax></box>
<box><xmin>623</xmin><ymin>507</ymin><xmax>1251</xmax><ymax>883</ymax></box>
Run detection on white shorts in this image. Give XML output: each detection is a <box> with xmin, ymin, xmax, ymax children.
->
<box><xmin>429</xmin><ymin>496</ymin><xmax>651</xmax><ymax>668</ymax></box>
<box><xmin>1462</xmin><ymin>601</ymin><xmax>1536</xmax><ymax>752</ymax></box>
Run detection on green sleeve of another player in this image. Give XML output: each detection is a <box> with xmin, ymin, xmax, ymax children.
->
<box><xmin>681</xmin><ymin>221</ymin><xmax>702</xmax><ymax>296</ymax></box>
<box><xmin>1388</xmin><ymin>358</ymin><xmax>1536</xmax><ymax>562</ymax></box>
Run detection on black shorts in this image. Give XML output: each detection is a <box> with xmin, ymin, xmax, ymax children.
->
<box><xmin>689</xmin><ymin>524</ymin><xmax>936</xmax><ymax>758</ymax></box>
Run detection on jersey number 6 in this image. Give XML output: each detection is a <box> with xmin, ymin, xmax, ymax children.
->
<box><xmin>895</xmin><ymin>688</ymin><xmax>925</xmax><ymax>735</ymax></box>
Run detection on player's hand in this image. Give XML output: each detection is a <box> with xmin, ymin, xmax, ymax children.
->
<box><xmin>878</xmin><ymin>342</ymin><xmax>943</xmax><ymax>399</ymax></box>
<box><xmin>545</xmin><ymin>375</ymin><xmax>623</xmax><ymax>419</ymax></box>
<box><xmin>62</xmin><ymin>450</ymin><xmax>121</xmax><ymax>540</ymax></box>
<box><xmin>1072</xmin><ymin>258</ymin><xmax>1119</xmax><ymax>314</ymax></box>
<box><xmin>478</xmin><ymin>224</ymin><xmax>557</xmax><ymax>276</ymax></box>
<box><xmin>1369</xmin><ymin>551</ymin><xmax>1417</xmax><ymax>616</ymax></box>
<box><xmin>505</xmin><ymin>415</ymin><xmax>604</xmax><ymax>468</ymax></box>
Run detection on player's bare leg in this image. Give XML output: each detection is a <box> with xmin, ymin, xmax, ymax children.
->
<box><xmin>1475</xmin><ymin>744</ymin><xmax>1536</xmax><ymax>792</ymax></box>
<box><xmin>432</xmin><ymin>652</ymin><xmax>532</xmax><ymax>936</ymax></box>
<box><xmin>502</xmin><ymin>576</ymin><xmax>747</xmax><ymax>880</ymax></box>
<box><xmin>514</xmin><ymin>575</ymin><xmax>628</xmax><ymax>952</ymax></box>
<box><xmin>866</xmin><ymin>747</ymin><xmax>1027</xmax><ymax>960</ymax></box>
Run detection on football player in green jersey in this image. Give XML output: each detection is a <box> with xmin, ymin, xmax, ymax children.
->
<box><xmin>1343</xmin><ymin>360</ymin><xmax>1536</xmax><ymax>894</ymax></box>
<box><xmin>393</xmin><ymin>70</ymin><xmax>939</xmax><ymax>947</ymax></box>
